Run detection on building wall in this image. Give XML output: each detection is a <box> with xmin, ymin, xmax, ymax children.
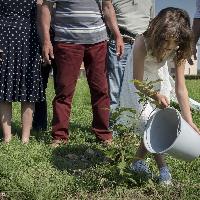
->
<box><xmin>185</xmin><ymin>57</ymin><xmax>198</xmax><ymax>75</ymax></box>
<box><xmin>168</xmin><ymin>56</ymin><xmax>198</xmax><ymax>75</ymax></box>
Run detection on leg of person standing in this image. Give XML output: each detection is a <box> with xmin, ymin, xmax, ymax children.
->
<box><xmin>107</xmin><ymin>39</ymin><xmax>134</xmax><ymax>133</ymax></box>
<box><xmin>33</xmin><ymin>65</ymin><xmax>52</xmax><ymax>131</ymax></box>
<box><xmin>33</xmin><ymin>59</ymin><xmax>57</xmax><ymax>131</ymax></box>
<box><xmin>107</xmin><ymin>40</ymin><xmax>134</xmax><ymax>111</ymax></box>
<box><xmin>33</xmin><ymin>26</ymin><xmax>57</xmax><ymax>132</ymax></box>
<box><xmin>0</xmin><ymin>102</ymin><xmax>12</xmax><ymax>143</ymax></box>
<box><xmin>51</xmin><ymin>42</ymin><xmax>84</xmax><ymax>146</ymax></box>
<box><xmin>21</xmin><ymin>102</ymin><xmax>35</xmax><ymax>144</ymax></box>
<box><xmin>84</xmin><ymin>41</ymin><xmax>112</xmax><ymax>143</ymax></box>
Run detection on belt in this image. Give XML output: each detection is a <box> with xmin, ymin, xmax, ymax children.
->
<box><xmin>119</xmin><ymin>28</ymin><xmax>137</xmax><ymax>39</ymax></box>
<box><xmin>109</xmin><ymin>28</ymin><xmax>136</xmax><ymax>44</ymax></box>
<box><xmin>122</xmin><ymin>36</ymin><xmax>135</xmax><ymax>44</ymax></box>
<box><xmin>120</xmin><ymin>28</ymin><xmax>136</xmax><ymax>44</ymax></box>
<box><xmin>109</xmin><ymin>34</ymin><xmax>135</xmax><ymax>44</ymax></box>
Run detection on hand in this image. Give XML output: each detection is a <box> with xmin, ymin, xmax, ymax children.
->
<box><xmin>42</xmin><ymin>41</ymin><xmax>54</xmax><ymax>65</ymax></box>
<box><xmin>154</xmin><ymin>93</ymin><xmax>170</xmax><ymax>109</ymax></box>
<box><xmin>115</xmin><ymin>35</ymin><xmax>124</xmax><ymax>58</ymax></box>
<box><xmin>188</xmin><ymin>121</ymin><xmax>200</xmax><ymax>135</ymax></box>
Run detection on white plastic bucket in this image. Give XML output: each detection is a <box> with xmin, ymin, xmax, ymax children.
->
<box><xmin>143</xmin><ymin>107</ymin><xmax>200</xmax><ymax>161</ymax></box>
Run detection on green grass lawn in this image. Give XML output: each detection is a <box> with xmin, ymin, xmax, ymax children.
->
<box><xmin>0</xmin><ymin>78</ymin><xmax>200</xmax><ymax>200</ymax></box>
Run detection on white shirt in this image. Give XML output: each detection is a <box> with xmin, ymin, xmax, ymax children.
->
<box><xmin>112</xmin><ymin>0</ymin><xmax>154</xmax><ymax>35</ymax></box>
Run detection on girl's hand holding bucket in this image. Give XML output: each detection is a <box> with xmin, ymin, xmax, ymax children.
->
<box><xmin>153</xmin><ymin>93</ymin><xmax>170</xmax><ymax>109</ymax></box>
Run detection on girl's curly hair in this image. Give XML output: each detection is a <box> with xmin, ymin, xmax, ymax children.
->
<box><xmin>143</xmin><ymin>7</ymin><xmax>193</xmax><ymax>64</ymax></box>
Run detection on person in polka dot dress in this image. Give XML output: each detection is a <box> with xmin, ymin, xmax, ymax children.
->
<box><xmin>0</xmin><ymin>0</ymin><xmax>44</xmax><ymax>143</ymax></box>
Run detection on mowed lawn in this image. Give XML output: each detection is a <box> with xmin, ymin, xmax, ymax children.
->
<box><xmin>0</xmin><ymin>78</ymin><xmax>200</xmax><ymax>200</ymax></box>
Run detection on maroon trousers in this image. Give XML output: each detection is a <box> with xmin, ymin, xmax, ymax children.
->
<box><xmin>52</xmin><ymin>41</ymin><xmax>112</xmax><ymax>142</ymax></box>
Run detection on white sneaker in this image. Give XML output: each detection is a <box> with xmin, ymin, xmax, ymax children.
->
<box><xmin>158</xmin><ymin>166</ymin><xmax>173</xmax><ymax>186</ymax></box>
<box><xmin>130</xmin><ymin>160</ymin><xmax>153</xmax><ymax>178</ymax></box>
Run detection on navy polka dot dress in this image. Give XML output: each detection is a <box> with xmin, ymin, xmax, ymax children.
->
<box><xmin>0</xmin><ymin>0</ymin><xmax>44</xmax><ymax>102</ymax></box>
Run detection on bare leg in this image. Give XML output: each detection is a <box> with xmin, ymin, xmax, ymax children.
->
<box><xmin>21</xmin><ymin>102</ymin><xmax>35</xmax><ymax>144</ymax></box>
<box><xmin>134</xmin><ymin>140</ymin><xmax>148</xmax><ymax>161</ymax></box>
<box><xmin>0</xmin><ymin>102</ymin><xmax>12</xmax><ymax>143</ymax></box>
<box><xmin>130</xmin><ymin>140</ymin><xmax>152</xmax><ymax>175</ymax></box>
<box><xmin>133</xmin><ymin>140</ymin><xmax>171</xmax><ymax>184</ymax></box>
<box><xmin>153</xmin><ymin>154</ymin><xmax>167</xmax><ymax>169</ymax></box>
<box><xmin>135</xmin><ymin>140</ymin><xmax>167</xmax><ymax>166</ymax></box>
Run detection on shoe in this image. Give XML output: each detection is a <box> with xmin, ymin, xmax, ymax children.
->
<box><xmin>158</xmin><ymin>166</ymin><xmax>172</xmax><ymax>186</ymax></box>
<box><xmin>50</xmin><ymin>139</ymin><xmax>67</xmax><ymax>148</ymax></box>
<box><xmin>130</xmin><ymin>160</ymin><xmax>153</xmax><ymax>178</ymax></box>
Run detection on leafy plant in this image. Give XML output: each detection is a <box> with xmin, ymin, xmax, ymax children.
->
<box><xmin>106</xmin><ymin>79</ymin><xmax>163</xmax><ymax>180</ymax></box>
<box><xmin>133</xmin><ymin>79</ymin><xmax>163</xmax><ymax>112</ymax></box>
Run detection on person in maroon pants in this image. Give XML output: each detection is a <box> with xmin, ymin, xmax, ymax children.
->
<box><xmin>40</xmin><ymin>0</ymin><xmax>124</xmax><ymax>147</ymax></box>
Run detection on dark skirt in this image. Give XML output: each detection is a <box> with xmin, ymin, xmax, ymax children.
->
<box><xmin>0</xmin><ymin>1</ymin><xmax>44</xmax><ymax>102</ymax></box>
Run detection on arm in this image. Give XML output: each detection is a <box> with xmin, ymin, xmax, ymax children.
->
<box><xmin>39</xmin><ymin>0</ymin><xmax>54</xmax><ymax>64</ymax></box>
<box><xmin>174</xmin><ymin>60</ymin><xmax>200</xmax><ymax>133</ymax></box>
<box><xmin>133</xmin><ymin>36</ymin><xmax>169</xmax><ymax>108</ymax></box>
<box><xmin>36</xmin><ymin>0</ymin><xmax>43</xmax><ymax>39</ymax></box>
<box><xmin>133</xmin><ymin>36</ymin><xmax>145</xmax><ymax>82</ymax></box>
<box><xmin>102</xmin><ymin>0</ymin><xmax>124</xmax><ymax>57</ymax></box>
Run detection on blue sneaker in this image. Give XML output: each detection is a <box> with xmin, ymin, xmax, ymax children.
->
<box><xmin>130</xmin><ymin>160</ymin><xmax>153</xmax><ymax>178</ymax></box>
<box><xmin>158</xmin><ymin>166</ymin><xmax>172</xmax><ymax>186</ymax></box>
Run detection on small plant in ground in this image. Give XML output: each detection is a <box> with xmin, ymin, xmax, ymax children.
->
<box><xmin>104</xmin><ymin>79</ymin><xmax>164</xmax><ymax>186</ymax></box>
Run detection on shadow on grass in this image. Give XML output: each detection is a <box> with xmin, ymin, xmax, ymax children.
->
<box><xmin>51</xmin><ymin>143</ymin><xmax>149</xmax><ymax>190</ymax></box>
<box><xmin>51</xmin><ymin>144</ymin><xmax>107</xmax><ymax>173</ymax></box>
